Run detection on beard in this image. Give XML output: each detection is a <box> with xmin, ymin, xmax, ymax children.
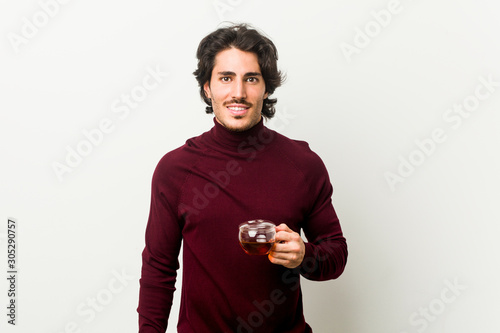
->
<box><xmin>211</xmin><ymin>97</ymin><xmax>264</xmax><ymax>132</ymax></box>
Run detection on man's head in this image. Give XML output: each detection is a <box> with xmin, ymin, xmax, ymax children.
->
<box><xmin>193</xmin><ymin>24</ymin><xmax>284</xmax><ymax>131</ymax></box>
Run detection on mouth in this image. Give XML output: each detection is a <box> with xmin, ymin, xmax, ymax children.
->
<box><xmin>226</xmin><ymin>104</ymin><xmax>250</xmax><ymax>116</ymax></box>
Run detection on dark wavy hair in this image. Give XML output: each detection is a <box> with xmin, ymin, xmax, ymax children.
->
<box><xmin>193</xmin><ymin>23</ymin><xmax>284</xmax><ymax>119</ymax></box>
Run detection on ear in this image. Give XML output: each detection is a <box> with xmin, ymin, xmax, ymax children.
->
<box><xmin>264</xmin><ymin>91</ymin><xmax>269</xmax><ymax>99</ymax></box>
<box><xmin>203</xmin><ymin>81</ymin><xmax>211</xmax><ymax>99</ymax></box>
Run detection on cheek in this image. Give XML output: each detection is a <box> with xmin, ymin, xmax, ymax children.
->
<box><xmin>211</xmin><ymin>87</ymin><xmax>230</xmax><ymax>101</ymax></box>
<box><xmin>258</xmin><ymin>89</ymin><xmax>268</xmax><ymax>102</ymax></box>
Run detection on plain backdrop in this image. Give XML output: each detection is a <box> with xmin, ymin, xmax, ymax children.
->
<box><xmin>1</xmin><ymin>1</ymin><xmax>499</xmax><ymax>332</ymax></box>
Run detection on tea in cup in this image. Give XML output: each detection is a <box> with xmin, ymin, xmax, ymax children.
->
<box><xmin>238</xmin><ymin>220</ymin><xmax>276</xmax><ymax>255</ymax></box>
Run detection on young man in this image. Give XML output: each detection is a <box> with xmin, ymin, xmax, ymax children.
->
<box><xmin>138</xmin><ymin>24</ymin><xmax>348</xmax><ymax>332</ymax></box>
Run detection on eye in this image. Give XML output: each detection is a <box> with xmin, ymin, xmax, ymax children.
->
<box><xmin>246</xmin><ymin>77</ymin><xmax>259</xmax><ymax>83</ymax></box>
<box><xmin>220</xmin><ymin>77</ymin><xmax>231</xmax><ymax>82</ymax></box>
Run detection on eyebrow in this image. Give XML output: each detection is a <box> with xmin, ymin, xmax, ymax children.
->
<box><xmin>217</xmin><ymin>71</ymin><xmax>262</xmax><ymax>77</ymax></box>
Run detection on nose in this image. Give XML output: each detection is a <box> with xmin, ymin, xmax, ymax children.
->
<box><xmin>231</xmin><ymin>79</ymin><xmax>247</xmax><ymax>100</ymax></box>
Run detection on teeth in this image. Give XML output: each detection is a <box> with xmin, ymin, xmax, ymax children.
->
<box><xmin>228</xmin><ymin>107</ymin><xmax>247</xmax><ymax>111</ymax></box>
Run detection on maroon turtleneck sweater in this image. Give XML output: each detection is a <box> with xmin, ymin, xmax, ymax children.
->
<box><xmin>138</xmin><ymin>118</ymin><xmax>347</xmax><ymax>332</ymax></box>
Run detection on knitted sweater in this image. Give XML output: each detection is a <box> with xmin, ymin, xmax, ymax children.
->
<box><xmin>138</xmin><ymin>118</ymin><xmax>347</xmax><ymax>332</ymax></box>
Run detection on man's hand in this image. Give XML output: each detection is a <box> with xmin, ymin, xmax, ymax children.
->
<box><xmin>268</xmin><ymin>224</ymin><xmax>305</xmax><ymax>269</ymax></box>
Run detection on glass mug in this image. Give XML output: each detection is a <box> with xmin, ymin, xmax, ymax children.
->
<box><xmin>238</xmin><ymin>220</ymin><xmax>276</xmax><ymax>255</ymax></box>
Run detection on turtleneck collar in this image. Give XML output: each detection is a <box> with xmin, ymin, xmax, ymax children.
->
<box><xmin>206</xmin><ymin>117</ymin><xmax>272</xmax><ymax>151</ymax></box>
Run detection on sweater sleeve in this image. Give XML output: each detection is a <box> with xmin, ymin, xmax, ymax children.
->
<box><xmin>299</xmin><ymin>155</ymin><xmax>348</xmax><ymax>281</ymax></box>
<box><xmin>137</xmin><ymin>159</ymin><xmax>183</xmax><ymax>332</ymax></box>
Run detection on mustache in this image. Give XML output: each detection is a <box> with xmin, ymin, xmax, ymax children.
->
<box><xmin>223</xmin><ymin>99</ymin><xmax>252</xmax><ymax>107</ymax></box>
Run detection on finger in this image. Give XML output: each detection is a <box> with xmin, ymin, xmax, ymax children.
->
<box><xmin>269</xmin><ymin>249</ymin><xmax>292</xmax><ymax>260</ymax></box>
<box><xmin>268</xmin><ymin>250</ymin><xmax>291</xmax><ymax>263</ymax></box>
<box><xmin>268</xmin><ymin>252</ymin><xmax>301</xmax><ymax>269</ymax></box>
<box><xmin>275</xmin><ymin>223</ymin><xmax>292</xmax><ymax>233</ymax></box>
<box><xmin>273</xmin><ymin>240</ymin><xmax>302</xmax><ymax>254</ymax></box>
<box><xmin>275</xmin><ymin>231</ymin><xmax>292</xmax><ymax>243</ymax></box>
<box><xmin>268</xmin><ymin>253</ymin><xmax>285</xmax><ymax>265</ymax></box>
<box><xmin>275</xmin><ymin>230</ymin><xmax>301</xmax><ymax>243</ymax></box>
<box><xmin>269</xmin><ymin>255</ymin><xmax>288</xmax><ymax>266</ymax></box>
<box><xmin>270</xmin><ymin>242</ymin><xmax>287</xmax><ymax>253</ymax></box>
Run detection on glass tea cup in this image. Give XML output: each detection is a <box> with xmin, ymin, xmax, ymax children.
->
<box><xmin>238</xmin><ymin>220</ymin><xmax>276</xmax><ymax>255</ymax></box>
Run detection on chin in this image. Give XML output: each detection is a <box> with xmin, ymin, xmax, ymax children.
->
<box><xmin>215</xmin><ymin>111</ymin><xmax>261</xmax><ymax>132</ymax></box>
<box><xmin>224</xmin><ymin>120</ymin><xmax>251</xmax><ymax>132</ymax></box>
<box><xmin>225</xmin><ymin>123</ymin><xmax>249</xmax><ymax>132</ymax></box>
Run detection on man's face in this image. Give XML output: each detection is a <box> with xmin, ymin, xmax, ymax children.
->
<box><xmin>204</xmin><ymin>48</ymin><xmax>268</xmax><ymax>132</ymax></box>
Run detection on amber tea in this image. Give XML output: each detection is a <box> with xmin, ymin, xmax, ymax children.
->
<box><xmin>240</xmin><ymin>240</ymin><xmax>274</xmax><ymax>255</ymax></box>
<box><xmin>238</xmin><ymin>220</ymin><xmax>276</xmax><ymax>255</ymax></box>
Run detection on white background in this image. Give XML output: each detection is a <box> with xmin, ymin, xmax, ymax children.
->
<box><xmin>1</xmin><ymin>0</ymin><xmax>499</xmax><ymax>332</ymax></box>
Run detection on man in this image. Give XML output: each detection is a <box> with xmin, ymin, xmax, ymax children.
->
<box><xmin>138</xmin><ymin>24</ymin><xmax>347</xmax><ymax>332</ymax></box>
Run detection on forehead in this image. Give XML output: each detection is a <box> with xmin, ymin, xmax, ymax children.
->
<box><xmin>213</xmin><ymin>48</ymin><xmax>261</xmax><ymax>73</ymax></box>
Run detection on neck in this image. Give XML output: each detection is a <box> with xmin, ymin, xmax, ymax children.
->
<box><xmin>208</xmin><ymin>117</ymin><xmax>271</xmax><ymax>151</ymax></box>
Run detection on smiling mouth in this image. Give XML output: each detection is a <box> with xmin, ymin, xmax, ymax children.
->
<box><xmin>226</xmin><ymin>104</ymin><xmax>250</xmax><ymax>116</ymax></box>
